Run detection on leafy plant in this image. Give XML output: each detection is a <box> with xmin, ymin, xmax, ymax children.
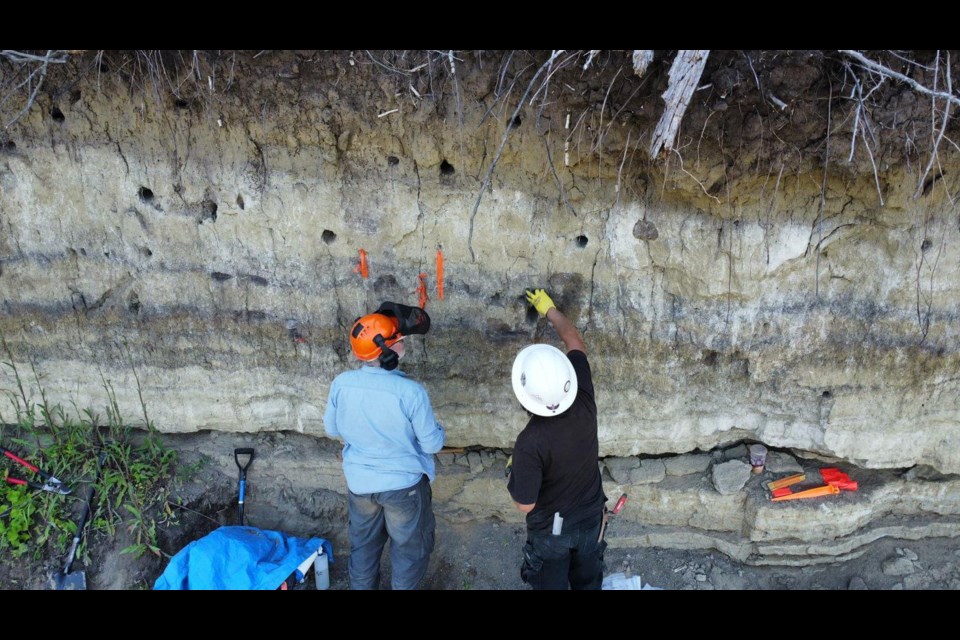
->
<box><xmin>0</xmin><ymin>331</ymin><xmax>179</xmax><ymax>567</ymax></box>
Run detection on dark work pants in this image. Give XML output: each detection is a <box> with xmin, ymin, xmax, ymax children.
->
<box><xmin>521</xmin><ymin>512</ymin><xmax>606</xmax><ymax>590</ymax></box>
<box><xmin>347</xmin><ymin>474</ymin><xmax>436</xmax><ymax>590</ymax></box>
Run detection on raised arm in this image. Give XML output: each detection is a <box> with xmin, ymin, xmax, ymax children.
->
<box><xmin>525</xmin><ymin>289</ymin><xmax>586</xmax><ymax>354</ymax></box>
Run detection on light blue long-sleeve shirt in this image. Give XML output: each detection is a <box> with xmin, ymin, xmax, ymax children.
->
<box><xmin>323</xmin><ymin>365</ymin><xmax>445</xmax><ymax>494</ymax></box>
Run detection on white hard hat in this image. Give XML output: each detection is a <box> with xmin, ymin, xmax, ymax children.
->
<box><xmin>511</xmin><ymin>344</ymin><xmax>578</xmax><ymax>416</ymax></box>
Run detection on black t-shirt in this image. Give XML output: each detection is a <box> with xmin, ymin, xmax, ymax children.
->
<box><xmin>507</xmin><ymin>349</ymin><xmax>608</xmax><ymax>532</ymax></box>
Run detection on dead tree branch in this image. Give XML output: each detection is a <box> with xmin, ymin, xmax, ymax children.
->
<box><xmin>839</xmin><ymin>50</ymin><xmax>960</xmax><ymax>109</ymax></box>
<box><xmin>670</xmin><ymin>147</ymin><xmax>722</xmax><ymax>205</ymax></box>
<box><xmin>2</xmin><ymin>50</ymin><xmax>71</xmax><ymax>129</ymax></box>
<box><xmin>816</xmin><ymin>80</ymin><xmax>833</xmax><ymax>299</ymax></box>
<box><xmin>649</xmin><ymin>50</ymin><xmax>710</xmax><ymax>159</ymax></box>
<box><xmin>914</xmin><ymin>52</ymin><xmax>953</xmax><ymax>200</ymax></box>
<box><xmin>468</xmin><ymin>50</ymin><xmax>566</xmax><ymax>262</ymax></box>
<box><xmin>632</xmin><ymin>50</ymin><xmax>654</xmax><ymax>78</ymax></box>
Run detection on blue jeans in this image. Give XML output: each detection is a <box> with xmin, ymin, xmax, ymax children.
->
<box><xmin>521</xmin><ymin>513</ymin><xmax>606</xmax><ymax>590</ymax></box>
<box><xmin>347</xmin><ymin>474</ymin><xmax>435</xmax><ymax>590</ymax></box>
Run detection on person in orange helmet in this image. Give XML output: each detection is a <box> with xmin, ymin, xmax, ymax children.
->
<box><xmin>323</xmin><ymin>302</ymin><xmax>444</xmax><ymax>590</ymax></box>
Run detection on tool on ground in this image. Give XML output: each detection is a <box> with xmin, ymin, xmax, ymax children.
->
<box><xmin>51</xmin><ymin>450</ymin><xmax>107</xmax><ymax>589</ymax></box>
<box><xmin>771</xmin><ymin>484</ymin><xmax>840</xmax><ymax>502</ymax></box>
<box><xmin>766</xmin><ymin>473</ymin><xmax>806</xmax><ymax>492</ymax></box>
<box><xmin>234</xmin><ymin>448</ymin><xmax>254</xmax><ymax>526</ymax></box>
<box><xmin>598</xmin><ymin>493</ymin><xmax>628</xmax><ymax>542</ymax></box>
<box><xmin>1</xmin><ymin>443</ymin><xmax>71</xmax><ymax>494</ymax></box>
<box><xmin>821</xmin><ymin>467</ymin><xmax>859</xmax><ymax>491</ymax></box>
<box><xmin>770</xmin><ymin>468</ymin><xmax>858</xmax><ymax>501</ymax></box>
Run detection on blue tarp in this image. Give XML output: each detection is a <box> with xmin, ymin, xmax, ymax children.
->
<box><xmin>154</xmin><ymin>526</ymin><xmax>334</xmax><ymax>590</ymax></box>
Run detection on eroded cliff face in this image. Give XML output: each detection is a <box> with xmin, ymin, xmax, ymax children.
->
<box><xmin>2</xmin><ymin>50</ymin><xmax>958</xmax><ymax>475</ymax></box>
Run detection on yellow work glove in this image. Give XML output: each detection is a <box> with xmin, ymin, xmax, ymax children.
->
<box><xmin>525</xmin><ymin>289</ymin><xmax>556</xmax><ymax>317</ymax></box>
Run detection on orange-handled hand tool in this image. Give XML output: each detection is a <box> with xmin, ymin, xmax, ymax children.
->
<box><xmin>766</xmin><ymin>473</ymin><xmax>806</xmax><ymax>491</ymax></box>
<box><xmin>771</xmin><ymin>484</ymin><xmax>840</xmax><ymax>502</ymax></box>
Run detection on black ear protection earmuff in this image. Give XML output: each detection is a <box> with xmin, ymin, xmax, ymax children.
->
<box><xmin>373</xmin><ymin>334</ymin><xmax>399</xmax><ymax>371</ymax></box>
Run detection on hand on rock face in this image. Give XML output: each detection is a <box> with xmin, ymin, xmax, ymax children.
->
<box><xmin>525</xmin><ymin>289</ymin><xmax>556</xmax><ymax>317</ymax></box>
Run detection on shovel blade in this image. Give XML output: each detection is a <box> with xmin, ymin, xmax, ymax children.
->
<box><xmin>48</xmin><ymin>570</ymin><xmax>87</xmax><ymax>590</ymax></box>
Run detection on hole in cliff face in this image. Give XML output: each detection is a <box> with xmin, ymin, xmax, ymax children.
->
<box><xmin>127</xmin><ymin>291</ymin><xmax>141</xmax><ymax>315</ymax></box>
<box><xmin>703</xmin><ymin>350</ymin><xmax>719</xmax><ymax>367</ymax></box>
<box><xmin>174</xmin><ymin>98</ymin><xmax>189</xmax><ymax>109</ymax></box>
<box><xmin>575</xmin><ymin>235</ymin><xmax>589</xmax><ymax>248</ymax></box>
<box><xmin>921</xmin><ymin>238</ymin><xmax>933</xmax><ymax>252</ymax></box>
<box><xmin>200</xmin><ymin>200</ymin><xmax>218</xmax><ymax>224</ymax></box>
<box><xmin>525</xmin><ymin>305</ymin><xmax>539</xmax><ymax>324</ymax></box>
<box><xmin>511</xmin><ymin>115</ymin><xmax>522</xmax><ymax>128</ymax></box>
<box><xmin>321</xmin><ymin>230</ymin><xmax>337</xmax><ymax>244</ymax></box>
<box><xmin>138</xmin><ymin>187</ymin><xmax>154</xmax><ymax>203</ymax></box>
<box><xmin>139</xmin><ymin>246</ymin><xmax>153</xmax><ymax>258</ymax></box>
<box><xmin>2</xmin><ymin>140</ymin><xmax>14</xmax><ymax>151</ymax></box>
<box><xmin>211</xmin><ymin>272</ymin><xmax>232</xmax><ymax>282</ymax></box>
<box><xmin>236</xmin><ymin>194</ymin><xmax>245</xmax><ymax>210</ymax></box>
<box><xmin>50</xmin><ymin>106</ymin><xmax>65</xmax><ymax>123</ymax></box>
<box><xmin>921</xmin><ymin>172</ymin><xmax>943</xmax><ymax>197</ymax></box>
<box><xmin>387</xmin><ymin>155</ymin><xmax>399</xmax><ymax>166</ymax></box>
<box><xmin>69</xmin><ymin>89</ymin><xmax>81</xmax><ymax>104</ymax></box>
<box><xmin>440</xmin><ymin>160</ymin><xmax>455</xmax><ymax>176</ymax></box>
<box><xmin>822</xmin><ymin>390</ymin><xmax>833</xmax><ymax>399</ymax></box>
<box><xmin>373</xmin><ymin>274</ymin><xmax>399</xmax><ymax>293</ymax></box>
<box><xmin>633</xmin><ymin>219</ymin><xmax>659</xmax><ymax>241</ymax></box>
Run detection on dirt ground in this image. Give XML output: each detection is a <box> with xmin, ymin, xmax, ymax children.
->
<box><xmin>8</xmin><ymin>514</ymin><xmax>959</xmax><ymax>591</ymax></box>
<box><xmin>3</xmin><ymin>429</ymin><xmax>958</xmax><ymax>591</ymax></box>
<box><xmin>333</xmin><ymin>517</ymin><xmax>960</xmax><ymax>591</ymax></box>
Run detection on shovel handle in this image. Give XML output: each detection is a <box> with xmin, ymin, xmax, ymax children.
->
<box><xmin>62</xmin><ymin>451</ymin><xmax>107</xmax><ymax>575</ymax></box>
<box><xmin>234</xmin><ymin>448</ymin><xmax>254</xmax><ymax>526</ymax></box>
<box><xmin>234</xmin><ymin>448</ymin><xmax>254</xmax><ymax>476</ymax></box>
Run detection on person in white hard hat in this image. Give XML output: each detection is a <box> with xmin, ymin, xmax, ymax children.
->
<box><xmin>507</xmin><ymin>288</ymin><xmax>608</xmax><ymax>590</ymax></box>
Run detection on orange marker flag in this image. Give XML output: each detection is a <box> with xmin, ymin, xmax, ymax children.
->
<box><xmin>417</xmin><ymin>273</ymin><xmax>429</xmax><ymax>308</ymax></box>
<box><xmin>436</xmin><ymin>247</ymin><xmax>444</xmax><ymax>300</ymax></box>
<box><xmin>353</xmin><ymin>249</ymin><xmax>369</xmax><ymax>279</ymax></box>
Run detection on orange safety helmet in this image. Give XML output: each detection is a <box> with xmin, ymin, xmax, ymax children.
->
<box><xmin>349</xmin><ymin>313</ymin><xmax>402</xmax><ymax>361</ymax></box>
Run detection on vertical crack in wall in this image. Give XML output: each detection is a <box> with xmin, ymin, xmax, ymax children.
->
<box><xmin>113</xmin><ymin>140</ymin><xmax>130</xmax><ymax>176</ymax></box>
<box><xmin>761</xmin><ymin>161</ymin><xmax>783</xmax><ymax>266</ymax></box>
<box><xmin>326</xmin><ymin>246</ymin><xmax>348</xmax><ymax>368</ymax></box>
